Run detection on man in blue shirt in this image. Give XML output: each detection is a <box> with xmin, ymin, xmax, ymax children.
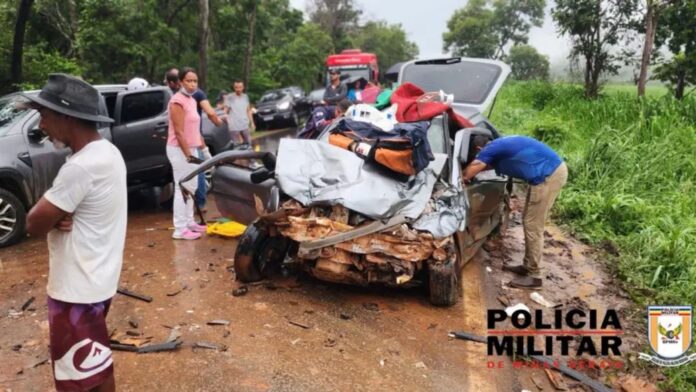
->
<box><xmin>463</xmin><ymin>135</ymin><xmax>568</xmax><ymax>289</ymax></box>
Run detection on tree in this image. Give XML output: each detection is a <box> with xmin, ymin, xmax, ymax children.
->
<box><xmin>76</xmin><ymin>0</ymin><xmax>189</xmax><ymax>84</ymax></box>
<box><xmin>443</xmin><ymin>0</ymin><xmax>545</xmax><ymax>59</ymax></box>
<box><xmin>507</xmin><ymin>44</ymin><xmax>549</xmax><ymax>80</ymax></box>
<box><xmin>654</xmin><ymin>54</ymin><xmax>696</xmax><ymax>100</ymax></box>
<box><xmin>34</xmin><ymin>0</ymin><xmax>79</xmax><ymax>57</ymax></box>
<box><xmin>10</xmin><ymin>0</ymin><xmax>33</xmax><ymax>88</ymax></box>
<box><xmin>553</xmin><ymin>0</ymin><xmax>640</xmax><ymax>98</ymax></box>
<box><xmin>274</xmin><ymin>23</ymin><xmax>334</xmax><ymax>91</ymax></box>
<box><xmin>637</xmin><ymin>0</ymin><xmax>665</xmax><ymax>97</ymax></box>
<box><xmin>308</xmin><ymin>0</ymin><xmax>361</xmax><ymax>51</ymax></box>
<box><xmin>654</xmin><ymin>1</ymin><xmax>696</xmax><ymax>99</ymax></box>
<box><xmin>198</xmin><ymin>0</ymin><xmax>210</xmax><ymax>89</ymax></box>
<box><xmin>242</xmin><ymin>0</ymin><xmax>258</xmax><ymax>87</ymax></box>
<box><xmin>443</xmin><ymin>0</ymin><xmax>497</xmax><ymax>58</ymax></box>
<box><xmin>350</xmin><ymin>21</ymin><xmax>419</xmax><ymax>73</ymax></box>
<box><xmin>491</xmin><ymin>0</ymin><xmax>546</xmax><ymax>58</ymax></box>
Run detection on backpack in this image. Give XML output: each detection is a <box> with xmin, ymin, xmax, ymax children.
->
<box><xmin>329</xmin><ymin>118</ymin><xmax>434</xmax><ymax>177</ymax></box>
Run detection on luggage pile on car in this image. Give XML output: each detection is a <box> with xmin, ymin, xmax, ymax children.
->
<box><xmin>328</xmin><ymin>82</ymin><xmax>470</xmax><ymax>179</ymax></box>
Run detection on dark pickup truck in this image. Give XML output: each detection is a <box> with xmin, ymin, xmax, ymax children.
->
<box><xmin>0</xmin><ymin>84</ymin><xmax>232</xmax><ymax>247</ymax></box>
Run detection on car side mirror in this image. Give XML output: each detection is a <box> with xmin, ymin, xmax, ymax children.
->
<box><xmin>250</xmin><ymin>167</ymin><xmax>274</xmax><ymax>184</ymax></box>
<box><xmin>27</xmin><ymin>128</ymin><xmax>47</xmax><ymax>144</ymax></box>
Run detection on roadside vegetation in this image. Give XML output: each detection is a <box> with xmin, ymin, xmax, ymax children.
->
<box><xmin>491</xmin><ymin>81</ymin><xmax>696</xmax><ymax>390</ymax></box>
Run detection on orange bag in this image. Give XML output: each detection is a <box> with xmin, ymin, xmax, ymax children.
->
<box><xmin>329</xmin><ymin>132</ymin><xmax>416</xmax><ymax>176</ymax></box>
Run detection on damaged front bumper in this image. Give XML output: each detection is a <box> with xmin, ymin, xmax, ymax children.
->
<box><xmin>259</xmin><ymin>200</ymin><xmax>457</xmax><ymax>287</ymax></box>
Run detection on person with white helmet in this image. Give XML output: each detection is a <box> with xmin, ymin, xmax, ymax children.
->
<box><xmin>127</xmin><ymin>77</ymin><xmax>149</xmax><ymax>91</ymax></box>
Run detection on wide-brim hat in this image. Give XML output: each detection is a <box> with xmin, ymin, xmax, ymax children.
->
<box><xmin>20</xmin><ymin>73</ymin><xmax>114</xmax><ymax>123</ymax></box>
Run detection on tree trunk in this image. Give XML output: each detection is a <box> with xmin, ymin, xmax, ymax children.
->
<box><xmin>638</xmin><ymin>0</ymin><xmax>658</xmax><ymax>97</ymax></box>
<box><xmin>675</xmin><ymin>70</ymin><xmax>686</xmax><ymax>100</ymax></box>
<box><xmin>66</xmin><ymin>0</ymin><xmax>78</xmax><ymax>57</ymax></box>
<box><xmin>243</xmin><ymin>0</ymin><xmax>258</xmax><ymax>87</ymax></box>
<box><xmin>10</xmin><ymin>0</ymin><xmax>34</xmax><ymax>89</ymax></box>
<box><xmin>584</xmin><ymin>55</ymin><xmax>593</xmax><ymax>98</ymax></box>
<box><xmin>198</xmin><ymin>0</ymin><xmax>209</xmax><ymax>89</ymax></box>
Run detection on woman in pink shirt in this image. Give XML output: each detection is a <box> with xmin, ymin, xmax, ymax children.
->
<box><xmin>166</xmin><ymin>67</ymin><xmax>207</xmax><ymax>240</ymax></box>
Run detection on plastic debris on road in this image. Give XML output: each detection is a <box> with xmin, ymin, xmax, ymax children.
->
<box><xmin>206</xmin><ymin>221</ymin><xmax>247</xmax><ymax>238</ymax></box>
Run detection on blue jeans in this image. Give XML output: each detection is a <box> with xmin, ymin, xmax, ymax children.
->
<box><xmin>195</xmin><ymin>149</ymin><xmax>206</xmax><ymax>208</ymax></box>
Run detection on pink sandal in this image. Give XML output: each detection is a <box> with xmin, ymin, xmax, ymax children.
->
<box><xmin>172</xmin><ymin>229</ymin><xmax>201</xmax><ymax>240</ymax></box>
<box><xmin>188</xmin><ymin>223</ymin><xmax>207</xmax><ymax>233</ymax></box>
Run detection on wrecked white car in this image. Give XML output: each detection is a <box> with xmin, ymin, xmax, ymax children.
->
<box><xmin>181</xmin><ymin>57</ymin><xmax>511</xmax><ymax>306</ymax></box>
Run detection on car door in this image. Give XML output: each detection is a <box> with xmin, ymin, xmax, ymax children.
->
<box><xmin>452</xmin><ymin>128</ymin><xmax>507</xmax><ymax>245</ymax></box>
<box><xmin>112</xmin><ymin>87</ymin><xmax>171</xmax><ymax>185</ymax></box>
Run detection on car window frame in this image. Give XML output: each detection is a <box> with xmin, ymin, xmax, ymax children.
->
<box><xmin>114</xmin><ymin>88</ymin><xmax>168</xmax><ymax>126</ymax></box>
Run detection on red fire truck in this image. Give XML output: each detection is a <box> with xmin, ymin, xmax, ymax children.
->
<box><xmin>325</xmin><ymin>49</ymin><xmax>379</xmax><ymax>86</ymax></box>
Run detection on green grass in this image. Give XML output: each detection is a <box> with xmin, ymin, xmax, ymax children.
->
<box><xmin>491</xmin><ymin>81</ymin><xmax>696</xmax><ymax>391</ymax></box>
<box><xmin>603</xmin><ymin>83</ymin><xmax>670</xmax><ymax>98</ymax></box>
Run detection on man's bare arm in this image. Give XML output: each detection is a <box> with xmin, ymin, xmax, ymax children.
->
<box><xmin>26</xmin><ymin>197</ymin><xmax>70</xmax><ymax>237</ymax></box>
<box><xmin>462</xmin><ymin>159</ymin><xmax>490</xmax><ymax>183</ymax></box>
<box><xmin>200</xmin><ymin>99</ymin><xmax>222</xmax><ymax>127</ymax></box>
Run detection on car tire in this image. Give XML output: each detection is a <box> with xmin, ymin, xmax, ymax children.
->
<box><xmin>234</xmin><ymin>221</ymin><xmax>288</xmax><ymax>283</ymax></box>
<box><xmin>427</xmin><ymin>256</ymin><xmax>460</xmax><ymax>307</ymax></box>
<box><xmin>0</xmin><ymin>188</ymin><xmax>26</xmax><ymax>248</ymax></box>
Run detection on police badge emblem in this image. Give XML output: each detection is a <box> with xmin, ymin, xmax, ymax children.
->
<box><xmin>640</xmin><ymin>306</ymin><xmax>696</xmax><ymax>367</ymax></box>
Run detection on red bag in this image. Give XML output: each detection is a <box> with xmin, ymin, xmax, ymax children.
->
<box><xmin>390</xmin><ymin>83</ymin><xmax>474</xmax><ymax>129</ymax></box>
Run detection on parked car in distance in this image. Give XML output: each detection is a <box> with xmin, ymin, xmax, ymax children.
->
<box><xmin>0</xmin><ymin>84</ymin><xmax>232</xmax><ymax>248</ymax></box>
<box><xmin>254</xmin><ymin>88</ymin><xmax>309</xmax><ymax>130</ymax></box>
<box><xmin>183</xmin><ymin>57</ymin><xmax>512</xmax><ymax>307</ymax></box>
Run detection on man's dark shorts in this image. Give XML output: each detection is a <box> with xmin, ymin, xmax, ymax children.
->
<box><xmin>48</xmin><ymin>296</ymin><xmax>113</xmax><ymax>391</ymax></box>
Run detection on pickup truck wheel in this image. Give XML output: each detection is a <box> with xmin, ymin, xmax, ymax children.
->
<box><xmin>234</xmin><ymin>221</ymin><xmax>288</xmax><ymax>282</ymax></box>
<box><xmin>427</xmin><ymin>256</ymin><xmax>460</xmax><ymax>307</ymax></box>
<box><xmin>0</xmin><ymin>188</ymin><xmax>26</xmax><ymax>248</ymax></box>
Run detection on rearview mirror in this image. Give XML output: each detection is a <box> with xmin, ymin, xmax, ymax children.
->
<box><xmin>27</xmin><ymin>128</ymin><xmax>47</xmax><ymax>144</ymax></box>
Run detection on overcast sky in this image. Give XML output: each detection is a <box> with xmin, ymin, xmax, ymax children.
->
<box><xmin>288</xmin><ymin>0</ymin><xmax>572</xmax><ymax>66</ymax></box>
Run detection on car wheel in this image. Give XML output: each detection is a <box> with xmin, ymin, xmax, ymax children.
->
<box><xmin>234</xmin><ymin>221</ymin><xmax>289</xmax><ymax>282</ymax></box>
<box><xmin>0</xmin><ymin>188</ymin><xmax>26</xmax><ymax>248</ymax></box>
<box><xmin>427</xmin><ymin>255</ymin><xmax>460</xmax><ymax>307</ymax></box>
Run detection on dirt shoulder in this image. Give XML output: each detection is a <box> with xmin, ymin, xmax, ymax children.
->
<box><xmin>0</xmin><ymin>194</ymin><xmax>659</xmax><ymax>391</ymax></box>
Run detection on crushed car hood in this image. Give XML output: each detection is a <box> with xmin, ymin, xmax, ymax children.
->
<box><xmin>276</xmin><ymin>139</ymin><xmax>447</xmax><ymax>221</ymax></box>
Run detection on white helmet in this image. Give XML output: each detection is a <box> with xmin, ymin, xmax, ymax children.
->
<box><xmin>127</xmin><ymin>77</ymin><xmax>149</xmax><ymax>91</ymax></box>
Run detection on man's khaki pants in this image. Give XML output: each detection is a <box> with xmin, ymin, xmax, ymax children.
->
<box><xmin>523</xmin><ymin>162</ymin><xmax>568</xmax><ymax>278</ymax></box>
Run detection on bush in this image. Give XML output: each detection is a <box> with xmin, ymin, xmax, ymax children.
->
<box><xmin>491</xmin><ymin>82</ymin><xmax>696</xmax><ymax>304</ymax></box>
<box><xmin>492</xmin><ymin>82</ymin><xmax>696</xmax><ymax>388</ymax></box>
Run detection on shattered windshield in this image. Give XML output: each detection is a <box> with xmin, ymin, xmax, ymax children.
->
<box><xmin>401</xmin><ymin>60</ymin><xmax>503</xmax><ymax>105</ymax></box>
<box><xmin>0</xmin><ymin>95</ymin><xmax>32</xmax><ymax>137</ymax></box>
